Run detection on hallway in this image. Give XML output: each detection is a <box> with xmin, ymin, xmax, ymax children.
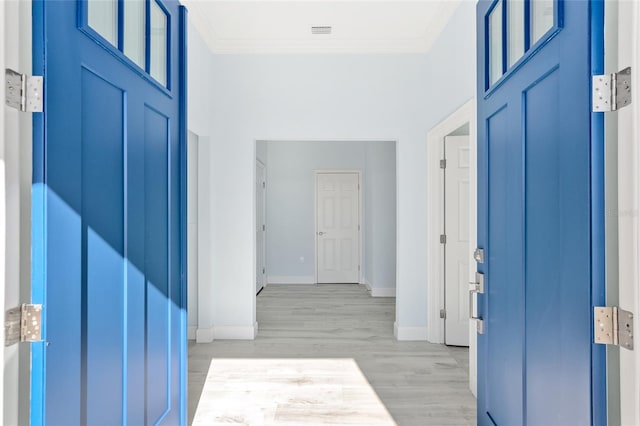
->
<box><xmin>188</xmin><ymin>285</ymin><xmax>476</xmax><ymax>425</ymax></box>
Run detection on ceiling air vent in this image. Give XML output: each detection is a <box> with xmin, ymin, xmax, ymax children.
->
<box><xmin>311</xmin><ymin>26</ymin><xmax>332</xmax><ymax>35</ymax></box>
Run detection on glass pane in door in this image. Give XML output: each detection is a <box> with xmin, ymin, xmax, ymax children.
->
<box><xmin>88</xmin><ymin>0</ymin><xmax>118</xmax><ymax>46</ymax></box>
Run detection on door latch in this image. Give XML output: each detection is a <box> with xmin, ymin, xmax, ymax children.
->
<box><xmin>469</xmin><ymin>272</ymin><xmax>485</xmax><ymax>334</ymax></box>
<box><xmin>594</xmin><ymin>306</ymin><xmax>633</xmax><ymax>350</ymax></box>
<box><xmin>4</xmin><ymin>304</ymin><xmax>43</xmax><ymax>346</ymax></box>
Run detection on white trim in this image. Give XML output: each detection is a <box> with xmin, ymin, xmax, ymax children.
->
<box><xmin>363</xmin><ymin>279</ymin><xmax>372</xmax><ymax>292</ymax></box>
<box><xmin>371</xmin><ymin>287</ymin><xmax>396</xmax><ymax>298</ymax></box>
<box><xmin>187</xmin><ymin>326</ymin><xmax>197</xmax><ymax>341</ymax></box>
<box><xmin>617</xmin><ymin>2</ymin><xmax>640</xmax><ymax>423</ymax></box>
<box><xmin>394</xmin><ymin>323</ymin><xmax>428</xmax><ymax>341</ymax></box>
<box><xmin>0</xmin><ymin>1</ymin><xmax>6</xmax><ymax>422</ymax></box>
<box><xmin>426</xmin><ymin>99</ymin><xmax>476</xmax><ymax>343</ymax></box>
<box><xmin>425</xmin><ymin>98</ymin><xmax>477</xmax><ymax>396</ymax></box>
<box><xmin>314</xmin><ymin>170</ymin><xmax>363</xmax><ymax>284</ymax></box>
<box><xmin>214</xmin><ymin>323</ymin><xmax>258</xmax><ymax>340</ymax></box>
<box><xmin>256</xmin><ymin>159</ymin><xmax>267</xmax><ymax>293</ymax></box>
<box><xmin>267</xmin><ymin>275</ymin><xmax>316</xmax><ymax>285</ymax></box>
<box><xmin>195</xmin><ymin>327</ymin><xmax>215</xmax><ymax>343</ymax></box>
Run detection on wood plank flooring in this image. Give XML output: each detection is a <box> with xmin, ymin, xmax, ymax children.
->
<box><xmin>188</xmin><ymin>284</ymin><xmax>476</xmax><ymax>425</ymax></box>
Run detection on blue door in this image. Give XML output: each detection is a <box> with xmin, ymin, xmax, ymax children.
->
<box><xmin>476</xmin><ymin>1</ymin><xmax>605</xmax><ymax>425</ymax></box>
<box><xmin>31</xmin><ymin>0</ymin><xmax>187</xmax><ymax>424</ymax></box>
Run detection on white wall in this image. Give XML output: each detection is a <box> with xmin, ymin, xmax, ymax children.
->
<box><xmin>364</xmin><ymin>141</ymin><xmax>397</xmax><ymax>293</ymax></box>
<box><xmin>260</xmin><ymin>140</ymin><xmax>395</xmax><ymax>292</ymax></box>
<box><xmin>187</xmin><ymin>21</ymin><xmax>215</xmax><ymax>341</ymax></box>
<box><xmin>192</xmin><ymin>2</ymin><xmax>476</xmax><ymax>340</ymax></box>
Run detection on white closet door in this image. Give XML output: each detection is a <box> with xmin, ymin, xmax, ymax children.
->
<box><xmin>444</xmin><ymin>135</ymin><xmax>470</xmax><ymax>346</ymax></box>
<box><xmin>316</xmin><ymin>173</ymin><xmax>360</xmax><ymax>283</ymax></box>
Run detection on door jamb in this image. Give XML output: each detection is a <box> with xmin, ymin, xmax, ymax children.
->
<box><xmin>616</xmin><ymin>1</ymin><xmax>640</xmax><ymax>423</ymax></box>
<box><xmin>425</xmin><ymin>99</ymin><xmax>477</xmax><ymax>395</ymax></box>
<box><xmin>313</xmin><ymin>170</ymin><xmax>363</xmax><ymax>284</ymax></box>
<box><xmin>256</xmin><ymin>159</ymin><xmax>267</xmax><ymax>292</ymax></box>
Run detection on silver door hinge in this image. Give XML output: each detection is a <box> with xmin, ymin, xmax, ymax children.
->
<box><xmin>440</xmin><ymin>234</ymin><xmax>447</xmax><ymax>244</ymax></box>
<box><xmin>440</xmin><ymin>309</ymin><xmax>446</xmax><ymax>319</ymax></box>
<box><xmin>473</xmin><ymin>248</ymin><xmax>485</xmax><ymax>263</ymax></box>
<box><xmin>440</xmin><ymin>159</ymin><xmax>447</xmax><ymax>169</ymax></box>
<box><xmin>262</xmin><ymin>182</ymin><xmax>266</xmax><ymax>188</ymax></box>
<box><xmin>593</xmin><ymin>67</ymin><xmax>631</xmax><ymax>112</ymax></box>
<box><xmin>4</xmin><ymin>304</ymin><xmax>43</xmax><ymax>346</ymax></box>
<box><xmin>5</xmin><ymin>69</ymin><xmax>43</xmax><ymax>112</ymax></box>
<box><xmin>262</xmin><ymin>267</ymin><xmax>266</xmax><ymax>274</ymax></box>
<box><xmin>262</xmin><ymin>224</ymin><xmax>266</xmax><ymax>231</ymax></box>
<box><xmin>594</xmin><ymin>306</ymin><xmax>633</xmax><ymax>350</ymax></box>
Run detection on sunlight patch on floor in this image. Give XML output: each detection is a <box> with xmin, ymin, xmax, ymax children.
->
<box><xmin>192</xmin><ymin>358</ymin><xmax>397</xmax><ymax>425</ymax></box>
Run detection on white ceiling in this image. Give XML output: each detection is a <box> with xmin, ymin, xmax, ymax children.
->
<box><xmin>182</xmin><ymin>1</ymin><xmax>463</xmax><ymax>54</ymax></box>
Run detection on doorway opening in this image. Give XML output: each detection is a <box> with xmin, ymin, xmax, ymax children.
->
<box><xmin>254</xmin><ymin>140</ymin><xmax>397</xmax><ymax>324</ymax></box>
<box><xmin>426</xmin><ymin>99</ymin><xmax>477</xmax><ymax>396</ymax></box>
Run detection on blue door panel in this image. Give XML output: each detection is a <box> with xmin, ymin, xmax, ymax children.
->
<box><xmin>32</xmin><ymin>0</ymin><xmax>187</xmax><ymax>424</ymax></box>
<box><xmin>144</xmin><ymin>105</ymin><xmax>172</xmax><ymax>424</ymax></box>
<box><xmin>485</xmin><ymin>105</ymin><xmax>523</xmax><ymax>426</ymax></box>
<box><xmin>477</xmin><ymin>0</ymin><xmax>605</xmax><ymax>424</ymax></box>
<box><xmin>523</xmin><ymin>67</ymin><xmax>592</xmax><ymax>425</ymax></box>
<box><xmin>81</xmin><ymin>67</ymin><xmax>126</xmax><ymax>426</ymax></box>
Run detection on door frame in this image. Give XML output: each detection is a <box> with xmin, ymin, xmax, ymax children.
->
<box><xmin>256</xmin><ymin>159</ymin><xmax>267</xmax><ymax>292</ymax></box>
<box><xmin>30</xmin><ymin>1</ymin><xmax>189</xmax><ymax>422</ymax></box>
<box><xmin>425</xmin><ymin>99</ymin><xmax>477</xmax><ymax>395</ymax></box>
<box><xmin>615</xmin><ymin>1</ymin><xmax>640</xmax><ymax>423</ymax></box>
<box><xmin>313</xmin><ymin>170</ymin><xmax>363</xmax><ymax>285</ymax></box>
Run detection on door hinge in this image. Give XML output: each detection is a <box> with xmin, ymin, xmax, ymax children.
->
<box><xmin>594</xmin><ymin>306</ymin><xmax>634</xmax><ymax>350</ymax></box>
<box><xmin>262</xmin><ymin>267</ymin><xmax>266</xmax><ymax>274</ymax></box>
<box><xmin>593</xmin><ymin>67</ymin><xmax>631</xmax><ymax>112</ymax></box>
<box><xmin>5</xmin><ymin>69</ymin><xmax>43</xmax><ymax>113</ymax></box>
<box><xmin>262</xmin><ymin>181</ymin><xmax>266</xmax><ymax>188</ymax></box>
<box><xmin>440</xmin><ymin>234</ymin><xmax>447</xmax><ymax>244</ymax></box>
<box><xmin>262</xmin><ymin>224</ymin><xmax>266</xmax><ymax>231</ymax></box>
<box><xmin>440</xmin><ymin>159</ymin><xmax>447</xmax><ymax>169</ymax></box>
<box><xmin>4</xmin><ymin>304</ymin><xmax>43</xmax><ymax>346</ymax></box>
<box><xmin>440</xmin><ymin>309</ymin><xmax>446</xmax><ymax>319</ymax></box>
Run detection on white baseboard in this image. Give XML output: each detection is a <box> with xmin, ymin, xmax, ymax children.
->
<box><xmin>267</xmin><ymin>275</ymin><xmax>315</xmax><ymax>285</ymax></box>
<box><xmin>371</xmin><ymin>287</ymin><xmax>396</xmax><ymax>298</ymax></box>
<box><xmin>188</xmin><ymin>326</ymin><xmax>197</xmax><ymax>340</ymax></box>
<box><xmin>213</xmin><ymin>323</ymin><xmax>258</xmax><ymax>340</ymax></box>
<box><xmin>195</xmin><ymin>327</ymin><xmax>214</xmax><ymax>343</ymax></box>
<box><xmin>195</xmin><ymin>324</ymin><xmax>258</xmax><ymax>342</ymax></box>
<box><xmin>394</xmin><ymin>323</ymin><xmax>428</xmax><ymax>341</ymax></box>
<box><xmin>363</xmin><ymin>280</ymin><xmax>395</xmax><ymax>297</ymax></box>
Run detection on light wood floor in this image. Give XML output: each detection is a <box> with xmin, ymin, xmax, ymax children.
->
<box><xmin>188</xmin><ymin>284</ymin><xmax>476</xmax><ymax>425</ymax></box>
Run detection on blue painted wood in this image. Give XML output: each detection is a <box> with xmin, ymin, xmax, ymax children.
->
<box><xmin>476</xmin><ymin>0</ymin><xmax>605</xmax><ymax>424</ymax></box>
<box><xmin>31</xmin><ymin>0</ymin><xmax>187</xmax><ymax>424</ymax></box>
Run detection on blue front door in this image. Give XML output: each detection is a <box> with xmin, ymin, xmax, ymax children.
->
<box><xmin>476</xmin><ymin>1</ymin><xmax>605</xmax><ymax>425</ymax></box>
<box><xmin>31</xmin><ymin>0</ymin><xmax>187</xmax><ymax>424</ymax></box>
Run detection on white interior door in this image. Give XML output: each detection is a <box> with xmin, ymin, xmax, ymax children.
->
<box><xmin>444</xmin><ymin>135</ymin><xmax>470</xmax><ymax>346</ymax></box>
<box><xmin>187</xmin><ymin>132</ymin><xmax>199</xmax><ymax>335</ymax></box>
<box><xmin>256</xmin><ymin>161</ymin><xmax>266</xmax><ymax>293</ymax></box>
<box><xmin>316</xmin><ymin>172</ymin><xmax>360</xmax><ymax>283</ymax></box>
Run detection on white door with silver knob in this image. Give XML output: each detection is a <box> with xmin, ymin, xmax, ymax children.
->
<box><xmin>316</xmin><ymin>172</ymin><xmax>360</xmax><ymax>283</ymax></box>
